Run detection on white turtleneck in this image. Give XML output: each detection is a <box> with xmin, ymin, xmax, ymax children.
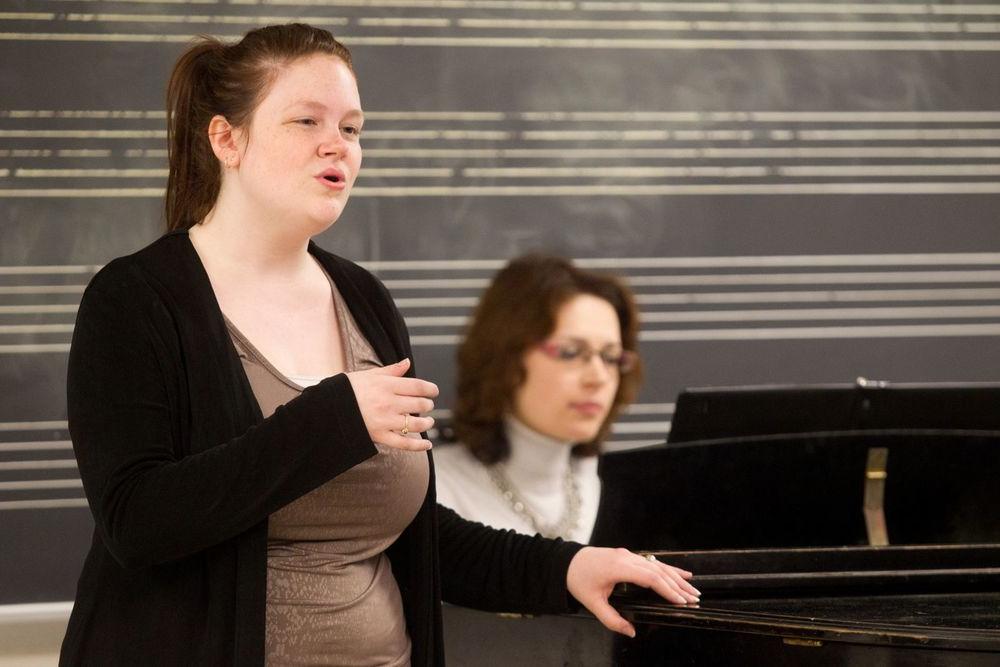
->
<box><xmin>433</xmin><ymin>416</ymin><xmax>600</xmax><ymax>544</ymax></box>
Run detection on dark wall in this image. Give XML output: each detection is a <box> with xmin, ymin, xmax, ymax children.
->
<box><xmin>3</xmin><ymin>1</ymin><xmax>1000</xmax><ymax>604</ymax></box>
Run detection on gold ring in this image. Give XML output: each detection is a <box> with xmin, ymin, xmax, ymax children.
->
<box><xmin>400</xmin><ymin>414</ymin><xmax>409</xmax><ymax>436</ymax></box>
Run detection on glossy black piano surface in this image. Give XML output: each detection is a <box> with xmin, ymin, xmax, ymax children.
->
<box><xmin>591</xmin><ymin>430</ymin><xmax>1000</xmax><ymax>550</ymax></box>
<box><xmin>668</xmin><ymin>381</ymin><xmax>1000</xmax><ymax>443</ymax></box>
<box><xmin>612</xmin><ymin>545</ymin><xmax>1000</xmax><ymax>666</ymax></box>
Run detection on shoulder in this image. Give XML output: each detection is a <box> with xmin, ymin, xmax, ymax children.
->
<box><xmin>82</xmin><ymin>233</ymin><xmax>188</xmax><ymax>306</ymax></box>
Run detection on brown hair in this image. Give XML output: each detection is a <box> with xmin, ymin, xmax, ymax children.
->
<box><xmin>453</xmin><ymin>254</ymin><xmax>643</xmax><ymax>464</ymax></box>
<box><xmin>165</xmin><ymin>24</ymin><xmax>354</xmax><ymax>231</ymax></box>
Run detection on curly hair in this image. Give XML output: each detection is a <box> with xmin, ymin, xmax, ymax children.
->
<box><xmin>452</xmin><ymin>254</ymin><xmax>643</xmax><ymax>464</ymax></box>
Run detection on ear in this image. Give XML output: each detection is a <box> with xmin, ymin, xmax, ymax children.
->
<box><xmin>207</xmin><ymin>115</ymin><xmax>241</xmax><ymax>167</ymax></box>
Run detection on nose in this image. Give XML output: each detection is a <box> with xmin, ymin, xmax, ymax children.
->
<box><xmin>581</xmin><ymin>352</ymin><xmax>613</xmax><ymax>385</ymax></box>
<box><xmin>318</xmin><ymin>132</ymin><xmax>347</xmax><ymax>158</ymax></box>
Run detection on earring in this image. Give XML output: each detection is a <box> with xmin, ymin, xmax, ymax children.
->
<box><xmin>225</xmin><ymin>154</ymin><xmax>236</xmax><ymax>168</ymax></box>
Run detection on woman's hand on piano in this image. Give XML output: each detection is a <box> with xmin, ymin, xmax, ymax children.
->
<box><xmin>566</xmin><ymin>547</ymin><xmax>700</xmax><ymax>638</ymax></box>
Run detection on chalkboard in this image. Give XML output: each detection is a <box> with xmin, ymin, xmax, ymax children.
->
<box><xmin>3</xmin><ymin>1</ymin><xmax>1000</xmax><ymax>604</ymax></box>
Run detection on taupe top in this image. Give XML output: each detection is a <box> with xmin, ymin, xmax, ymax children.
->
<box><xmin>226</xmin><ymin>274</ymin><xmax>429</xmax><ymax>667</ymax></box>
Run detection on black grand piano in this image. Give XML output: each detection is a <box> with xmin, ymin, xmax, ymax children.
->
<box><xmin>443</xmin><ymin>381</ymin><xmax>1000</xmax><ymax>665</ymax></box>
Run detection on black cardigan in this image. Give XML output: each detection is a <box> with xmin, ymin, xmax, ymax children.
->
<box><xmin>60</xmin><ymin>231</ymin><xmax>583</xmax><ymax>666</ymax></box>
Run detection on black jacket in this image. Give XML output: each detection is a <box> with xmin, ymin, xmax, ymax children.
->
<box><xmin>60</xmin><ymin>231</ymin><xmax>583</xmax><ymax>666</ymax></box>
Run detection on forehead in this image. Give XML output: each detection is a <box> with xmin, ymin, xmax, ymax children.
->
<box><xmin>550</xmin><ymin>293</ymin><xmax>622</xmax><ymax>342</ymax></box>
<box><xmin>257</xmin><ymin>54</ymin><xmax>360</xmax><ymax>114</ymax></box>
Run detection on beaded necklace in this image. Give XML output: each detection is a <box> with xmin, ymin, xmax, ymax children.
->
<box><xmin>486</xmin><ymin>463</ymin><xmax>581</xmax><ymax>539</ymax></box>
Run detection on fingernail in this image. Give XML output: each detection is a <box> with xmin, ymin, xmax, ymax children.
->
<box><xmin>628</xmin><ymin>628</ymin><xmax>636</xmax><ymax>639</ymax></box>
<box><xmin>692</xmin><ymin>587</ymin><xmax>702</xmax><ymax>596</ymax></box>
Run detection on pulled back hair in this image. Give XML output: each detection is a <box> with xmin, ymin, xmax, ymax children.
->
<box><xmin>453</xmin><ymin>254</ymin><xmax>643</xmax><ymax>465</ymax></box>
<box><xmin>165</xmin><ymin>24</ymin><xmax>354</xmax><ymax>231</ymax></box>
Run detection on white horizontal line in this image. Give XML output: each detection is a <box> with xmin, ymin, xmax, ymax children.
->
<box><xmin>521</xmin><ymin>129</ymin><xmax>753</xmax><ymax>141</ymax></box>
<box><xmin>0</xmin><ymin>188</ymin><xmax>163</xmax><ymax>197</ymax></box>
<box><xmin>2</xmin><ymin>110</ymin><xmax>166</xmax><ymax>119</ymax></box>
<box><xmin>779</xmin><ymin>164</ymin><xmax>1000</xmax><ymax>177</ymax></box>
<box><xmin>0</xmin><ymin>460</ymin><xmax>77</xmax><ymax>471</ymax></box>
<box><xmin>339</xmin><ymin>35</ymin><xmax>1000</xmax><ymax>51</ymax></box>
<box><xmin>611</xmin><ymin>421</ymin><xmax>672</xmax><ymax>434</ymax></box>
<box><xmin>0</xmin><ymin>441</ymin><xmax>73</xmax><ymax>452</ymax></box>
<box><xmin>14</xmin><ymin>168</ymin><xmax>168</xmax><ymax>178</ymax></box>
<box><xmin>0</xmin><ymin>32</ymin><xmax>232</xmax><ymax>42</ymax></box>
<box><xmin>0</xmin><ymin>285</ymin><xmax>84</xmax><ymax>294</ymax></box>
<box><xmin>364</xmin><ymin>130</ymin><xmax>510</xmax><ymax>140</ymax></box>
<box><xmin>628</xmin><ymin>270</ymin><xmax>1000</xmax><ymax>287</ymax></box>
<box><xmin>0</xmin><ymin>11</ymin><xmax>350</xmax><ymax>25</ymax></box>
<box><xmin>0</xmin><ymin>602</ymin><xmax>73</xmax><ymax>621</ymax></box>
<box><xmin>369</xmin><ymin>253</ymin><xmax>1000</xmax><ymax>271</ymax></box>
<box><xmin>0</xmin><ymin>344</ymin><xmax>70</xmax><ymax>353</ymax></box>
<box><xmin>0</xmin><ymin>479</ymin><xmax>82</xmax><ymax>490</ymax></box>
<box><xmin>0</xmin><ymin>305</ymin><xmax>78</xmax><ymax>313</ymax></box>
<box><xmin>72</xmin><ymin>13</ymin><xmax>347</xmax><ymax>25</ymax></box>
<box><xmin>642</xmin><ymin>305</ymin><xmax>1000</xmax><ymax>323</ymax></box>
<box><xmin>389</xmin><ymin>270</ymin><xmax>1000</xmax><ymax>291</ymax></box>
<box><xmin>386</xmin><ymin>278</ymin><xmax>487</xmax><ymax>289</ymax></box>
<box><xmin>351</xmin><ymin>182</ymin><xmax>1000</xmax><ymax>196</ymax></box>
<box><xmin>577</xmin><ymin>254</ymin><xmax>1000</xmax><ymax>269</ymax></box>
<box><xmin>456</xmin><ymin>18</ymin><xmax>981</xmax><ymax>33</ymax></box>
<box><xmin>365</xmin><ymin>111</ymin><xmax>507</xmax><ymax>121</ymax></box>
<box><xmin>393</xmin><ymin>288</ymin><xmax>1000</xmax><ymax>310</ymax></box>
<box><xmin>0</xmin><ymin>324</ymin><xmax>75</xmax><ymax>333</ymax></box>
<box><xmin>579</xmin><ymin>3</ymin><xmax>1000</xmax><ymax>17</ymax></box>
<box><xmin>624</xmin><ymin>403</ymin><xmax>675</xmax><ymax>415</ymax></box>
<box><xmin>463</xmin><ymin>166</ymin><xmax>769</xmax><ymax>178</ymax></box>
<box><xmin>395</xmin><ymin>297</ymin><xmax>479</xmax><ymax>308</ymax></box>
<box><xmin>357</xmin><ymin>17</ymin><xmax>451</xmax><ymax>26</ymax></box>
<box><xmin>411</xmin><ymin>334</ymin><xmax>461</xmax><ymax>345</ymax></box>
<box><xmin>791</xmin><ymin>129</ymin><xmax>1000</xmax><ymax>140</ymax></box>
<box><xmin>0</xmin><ymin>499</ymin><xmax>88</xmax><ymax>511</ymax></box>
<box><xmin>639</xmin><ymin>322</ymin><xmax>1000</xmax><ymax>342</ymax></box>
<box><xmin>635</xmin><ymin>288</ymin><xmax>1000</xmax><ymax>305</ymax></box>
<box><xmin>364</xmin><ymin>147</ymin><xmax>1000</xmax><ymax>159</ymax></box>
<box><xmin>253</xmin><ymin>0</ymin><xmax>576</xmax><ymax>8</ymax></box>
<box><xmin>0</xmin><ymin>265</ymin><xmax>99</xmax><ymax>275</ymax></box>
<box><xmin>603</xmin><ymin>439</ymin><xmax>664</xmax><ymax>452</ymax></box>
<box><xmin>358</xmin><ymin>168</ymin><xmax>454</xmax><ymax>178</ymax></box>
<box><xmin>404</xmin><ymin>316</ymin><xmax>468</xmax><ymax>326</ymax></box>
<box><xmin>514</xmin><ymin>110</ymin><xmax>1000</xmax><ymax>123</ymax></box>
<box><xmin>743</xmin><ymin>111</ymin><xmax>1000</xmax><ymax>123</ymax></box>
<box><xmin>11</xmin><ymin>31</ymin><xmax>999</xmax><ymax>50</ymax></box>
<box><xmin>0</xmin><ymin>421</ymin><xmax>67</xmax><ymax>431</ymax></box>
<box><xmin>0</xmin><ymin>129</ymin><xmax>166</xmax><ymax>138</ymax></box>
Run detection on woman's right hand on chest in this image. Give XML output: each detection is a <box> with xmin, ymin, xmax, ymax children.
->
<box><xmin>346</xmin><ymin>358</ymin><xmax>438</xmax><ymax>451</ymax></box>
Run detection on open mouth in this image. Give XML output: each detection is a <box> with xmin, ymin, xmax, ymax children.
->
<box><xmin>323</xmin><ymin>174</ymin><xmax>341</xmax><ymax>184</ymax></box>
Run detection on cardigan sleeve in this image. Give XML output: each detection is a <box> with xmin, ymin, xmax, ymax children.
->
<box><xmin>67</xmin><ymin>264</ymin><xmax>378</xmax><ymax>569</ymax></box>
<box><xmin>436</xmin><ymin>504</ymin><xmax>584</xmax><ymax>614</ymax></box>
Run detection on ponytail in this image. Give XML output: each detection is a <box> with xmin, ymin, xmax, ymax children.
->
<box><xmin>165</xmin><ymin>39</ymin><xmax>225</xmax><ymax>232</ymax></box>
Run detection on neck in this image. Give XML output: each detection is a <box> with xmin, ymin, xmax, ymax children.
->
<box><xmin>190</xmin><ymin>194</ymin><xmax>314</xmax><ymax>278</ymax></box>
<box><xmin>502</xmin><ymin>415</ymin><xmax>575</xmax><ymax>489</ymax></box>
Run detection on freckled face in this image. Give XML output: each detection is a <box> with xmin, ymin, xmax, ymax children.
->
<box><xmin>235</xmin><ymin>54</ymin><xmax>363</xmax><ymax>234</ymax></box>
<box><xmin>512</xmin><ymin>294</ymin><xmax>623</xmax><ymax>444</ymax></box>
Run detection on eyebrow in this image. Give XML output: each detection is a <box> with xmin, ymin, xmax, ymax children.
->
<box><xmin>285</xmin><ymin>100</ymin><xmax>364</xmax><ymax>120</ymax></box>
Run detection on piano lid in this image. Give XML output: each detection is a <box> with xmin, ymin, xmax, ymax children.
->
<box><xmin>591</xmin><ymin>430</ymin><xmax>1000</xmax><ymax>551</ymax></box>
<box><xmin>668</xmin><ymin>380</ymin><xmax>1000</xmax><ymax>443</ymax></box>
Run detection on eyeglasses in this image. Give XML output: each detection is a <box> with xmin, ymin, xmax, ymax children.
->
<box><xmin>537</xmin><ymin>340</ymin><xmax>638</xmax><ymax>373</ymax></box>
